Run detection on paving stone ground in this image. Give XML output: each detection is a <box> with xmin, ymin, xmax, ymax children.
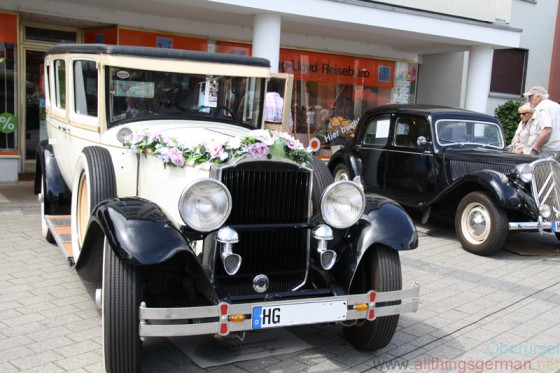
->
<box><xmin>1</xmin><ymin>181</ymin><xmax>559</xmax><ymax>372</ymax></box>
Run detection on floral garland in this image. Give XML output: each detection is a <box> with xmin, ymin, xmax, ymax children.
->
<box><xmin>124</xmin><ymin>129</ymin><xmax>313</xmax><ymax>168</ymax></box>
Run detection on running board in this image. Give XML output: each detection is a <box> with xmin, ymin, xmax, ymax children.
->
<box><xmin>45</xmin><ymin>215</ymin><xmax>74</xmax><ymax>265</ymax></box>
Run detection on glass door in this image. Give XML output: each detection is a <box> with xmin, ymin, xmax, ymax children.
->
<box><xmin>22</xmin><ymin>48</ymin><xmax>46</xmax><ymax>167</ymax></box>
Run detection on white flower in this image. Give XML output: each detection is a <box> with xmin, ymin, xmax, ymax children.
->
<box><xmin>249</xmin><ymin>129</ymin><xmax>275</xmax><ymax>145</ymax></box>
<box><xmin>228</xmin><ymin>137</ymin><xmax>242</xmax><ymax>149</ymax></box>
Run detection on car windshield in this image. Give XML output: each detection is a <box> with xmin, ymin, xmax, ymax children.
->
<box><xmin>435</xmin><ymin>119</ymin><xmax>504</xmax><ymax>149</ymax></box>
<box><xmin>107</xmin><ymin>66</ymin><xmax>265</xmax><ymax>128</ymax></box>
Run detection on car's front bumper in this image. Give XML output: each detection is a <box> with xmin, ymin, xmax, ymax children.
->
<box><xmin>139</xmin><ymin>282</ymin><xmax>420</xmax><ymax>339</ymax></box>
<box><xmin>508</xmin><ymin>217</ymin><xmax>556</xmax><ymax>232</ymax></box>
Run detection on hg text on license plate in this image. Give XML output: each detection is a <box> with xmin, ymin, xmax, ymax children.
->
<box><xmin>251</xmin><ymin>300</ymin><xmax>347</xmax><ymax>329</ymax></box>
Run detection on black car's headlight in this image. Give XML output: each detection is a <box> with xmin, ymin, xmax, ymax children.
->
<box><xmin>515</xmin><ymin>163</ymin><xmax>533</xmax><ymax>183</ymax></box>
<box><xmin>321</xmin><ymin>181</ymin><xmax>366</xmax><ymax>228</ymax></box>
<box><xmin>179</xmin><ymin>178</ymin><xmax>232</xmax><ymax>232</ymax></box>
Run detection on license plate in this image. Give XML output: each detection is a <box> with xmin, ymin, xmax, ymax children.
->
<box><xmin>251</xmin><ymin>300</ymin><xmax>347</xmax><ymax>329</ymax></box>
<box><xmin>552</xmin><ymin>221</ymin><xmax>559</xmax><ymax>232</ymax></box>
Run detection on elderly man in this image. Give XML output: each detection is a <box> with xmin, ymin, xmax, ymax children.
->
<box><xmin>523</xmin><ymin>85</ymin><xmax>560</xmax><ymax>157</ymax></box>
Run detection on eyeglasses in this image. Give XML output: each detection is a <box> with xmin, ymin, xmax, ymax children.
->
<box><xmin>519</xmin><ymin>112</ymin><xmax>530</xmax><ymax>115</ymax></box>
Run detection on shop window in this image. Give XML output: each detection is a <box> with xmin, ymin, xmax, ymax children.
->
<box><xmin>0</xmin><ymin>42</ymin><xmax>17</xmax><ymax>151</ymax></box>
<box><xmin>490</xmin><ymin>49</ymin><xmax>527</xmax><ymax>95</ymax></box>
<box><xmin>55</xmin><ymin>60</ymin><xmax>66</xmax><ymax>109</ymax></box>
<box><xmin>74</xmin><ymin>60</ymin><xmax>98</xmax><ymax>116</ymax></box>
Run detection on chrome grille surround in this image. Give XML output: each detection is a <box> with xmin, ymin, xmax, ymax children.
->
<box><xmin>209</xmin><ymin>157</ymin><xmax>313</xmax><ymax>297</ymax></box>
<box><xmin>530</xmin><ymin>159</ymin><xmax>560</xmax><ymax>221</ymax></box>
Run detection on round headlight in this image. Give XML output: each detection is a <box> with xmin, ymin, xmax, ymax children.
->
<box><xmin>117</xmin><ymin>127</ymin><xmax>133</xmax><ymax>144</ymax></box>
<box><xmin>320</xmin><ymin>181</ymin><xmax>366</xmax><ymax>229</ymax></box>
<box><xmin>539</xmin><ymin>204</ymin><xmax>551</xmax><ymax>219</ymax></box>
<box><xmin>516</xmin><ymin>163</ymin><xmax>533</xmax><ymax>183</ymax></box>
<box><xmin>179</xmin><ymin>179</ymin><xmax>232</xmax><ymax>232</ymax></box>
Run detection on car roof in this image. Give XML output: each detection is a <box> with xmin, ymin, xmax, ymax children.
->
<box><xmin>364</xmin><ymin>104</ymin><xmax>500</xmax><ymax>123</ymax></box>
<box><xmin>45</xmin><ymin>43</ymin><xmax>271</xmax><ymax>68</ymax></box>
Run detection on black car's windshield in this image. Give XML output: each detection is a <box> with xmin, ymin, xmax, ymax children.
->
<box><xmin>107</xmin><ymin>66</ymin><xmax>265</xmax><ymax>128</ymax></box>
<box><xmin>435</xmin><ymin>119</ymin><xmax>504</xmax><ymax>149</ymax></box>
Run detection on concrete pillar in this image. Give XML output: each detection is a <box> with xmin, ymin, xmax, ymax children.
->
<box><xmin>252</xmin><ymin>13</ymin><xmax>281</xmax><ymax>73</ymax></box>
<box><xmin>465</xmin><ymin>45</ymin><xmax>494</xmax><ymax>112</ymax></box>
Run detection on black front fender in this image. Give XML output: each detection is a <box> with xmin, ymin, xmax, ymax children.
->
<box><xmin>35</xmin><ymin>141</ymin><xmax>71</xmax><ymax>215</ymax></box>
<box><xmin>338</xmin><ymin>195</ymin><xmax>418</xmax><ymax>292</ymax></box>
<box><xmin>92</xmin><ymin>197</ymin><xmax>195</xmax><ymax>265</ymax></box>
<box><xmin>77</xmin><ymin>197</ymin><xmax>218</xmax><ymax>304</ymax></box>
<box><xmin>422</xmin><ymin>170</ymin><xmax>534</xmax><ymax>217</ymax></box>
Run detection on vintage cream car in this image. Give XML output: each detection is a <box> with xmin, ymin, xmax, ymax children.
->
<box><xmin>35</xmin><ymin>44</ymin><xmax>420</xmax><ymax>373</ymax></box>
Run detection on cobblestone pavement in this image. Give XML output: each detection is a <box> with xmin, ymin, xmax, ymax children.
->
<box><xmin>1</xmin><ymin>181</ymin><xmax>560</xmax><ymax>372</ymax></box>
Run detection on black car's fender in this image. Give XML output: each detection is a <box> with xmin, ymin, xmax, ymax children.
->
<box><xmin>34</xmin><ymin>141</ymin><xmax>71</xmax><ymax>215</ymax></box>
<box><xmin>420</xmin><ymin>170</ymin><xmax>535</xmax><ymax>218</ymax></box>
<box><xmin>77</xmin><ymin>197</ymin><xmax>218</xmax><ymax>302</ymax></box>
<box><xmin>328</xmin><ymin>148</ymin><xmax>363</xmax><ymax>179</ymax></box>
<box><xmin>338</xmin><ymin>194</ymin><xmax>417</xmax><ymax>292</ymax></box>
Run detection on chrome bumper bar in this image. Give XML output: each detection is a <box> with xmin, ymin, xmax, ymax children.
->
<box><xmin>508</xmin><ymin>219</ymin><xmax>553</xmax><ymax>232</ymax></box>
<box><xmin>139</xmin><ymin>282</ymin><xmax>420</xmax><ymax>338</ymax></box>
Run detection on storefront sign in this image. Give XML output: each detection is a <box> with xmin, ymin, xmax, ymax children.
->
<box><xmin>279</xmin><ymin>49</ymin><xmax>394</xmax><ymax>88</ymax></box>
<box><xmin>0</xmin><ymin>112</ymin><xmax>17</xmax><ymax>134</ymax></box>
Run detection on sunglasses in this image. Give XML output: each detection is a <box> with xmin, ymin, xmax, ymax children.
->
<box><xmin>519</xmin><ymin>112</ymin><xmax>530</xmax><ymax>115</ymax></box>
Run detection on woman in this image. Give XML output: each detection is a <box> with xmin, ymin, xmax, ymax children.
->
<box><xmin>509</xmin><ymin>103</ymin><xmax>536</xmax><ymax>154</ymax></box>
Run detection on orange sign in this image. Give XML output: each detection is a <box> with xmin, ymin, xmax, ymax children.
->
<box><xmin>118</xmin><ymin>28</ymin><xmax>207</xmax><ymax>51</ymax></box>
<box><xmin>0</xmin><ymin>13</ymin><xmax>17</xmax><ymax>44</ymax></box>
<box><xmin>279</xmin><ymin>49</ymin><xmax>394</xmax><ymax>88</ymax></box>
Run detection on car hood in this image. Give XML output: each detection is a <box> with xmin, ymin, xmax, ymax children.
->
<box><xmin>442</xmin><ymin>147</ymin><xmax>539</xmax><ymax>167</ymax></box>
<box><xmin>441</xmin><ymin>147</ymin><xmax>541</xmax><ymax>178</ymax></box>
<box><xmin>113</xmin><ymin>120</ymin><xmax>251</xmax><ymax>148</ymax></box>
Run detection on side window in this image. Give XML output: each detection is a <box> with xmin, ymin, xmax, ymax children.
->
<box><xmin>44</xmin><ymin>65</ymin><xmax>51</xmax><ymax>110</ymax></box>
<box><xmin>74</xmin><ymin>60</ymin><xmax>98</xmax><ymax>116</ymax></box>
<box><xmin>394</xmin><ymin>117</ymin><xmax>429</xmax><ymax>147</ymax></box>
<box><xmin>363</xmin><ymin>117</ymin><xmax>390</xmax><ymax>146</ymax></box>
<box><xmin>394</xmin><ymin>118</ymin><xmax>412</xmax><ymax>146</ymax></box>
<box><xmin>54</xmin><ymin>59</ymin><xmax>66</xmax><ymax>109</ymax></box>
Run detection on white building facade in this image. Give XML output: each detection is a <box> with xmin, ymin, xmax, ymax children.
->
<box><xmin>1</xmin><ymin>0</ymin><xmax>557</xmax><ymax>181</ymax></box>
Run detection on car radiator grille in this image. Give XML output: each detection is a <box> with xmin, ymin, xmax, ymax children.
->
<box><xmin>213</xmin><ymin>161</ymin><xmax>311</xmax><ymax>296</ymax></box>
<box><xmin>450</xmin><ymin>160</ymin><xmax>516</xmax><ymax>180</ymax></box>
<box><xmin>531</xmin><ymin>160</ymin><xmax>560</xmax><ymax>219</ymax></box>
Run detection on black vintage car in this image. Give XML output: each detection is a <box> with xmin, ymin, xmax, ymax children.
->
<box><xmin>329</xmin><ymin>104</ymin><xmax>560</xmax><ymax>256</ymax></box>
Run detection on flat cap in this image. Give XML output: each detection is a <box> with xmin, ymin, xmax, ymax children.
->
<box><xmin>523</xmin><ymin>86</ymin><xmax>548</xmax><ymax>96</ymax></box>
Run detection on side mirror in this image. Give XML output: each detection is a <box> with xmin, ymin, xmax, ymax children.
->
<box><xmin>417</xmin><ymin>136</ymin><xmax>431</xmax><ymax>146</ymax></box>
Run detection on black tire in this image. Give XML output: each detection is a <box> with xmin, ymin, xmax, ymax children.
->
<box><xmin>311</xmin><ymin>156</ymin><xmax>334</xmax><ymax>212</ymax></box>
<box><xmin>40</xmin><ymin>173</ymin><xmax>56</xmax><ymax>244</ymax></box>
<box><xmin>102</xmin><ymin>238</ymin><xmax>142</xmax><ymax>373</ymax></box>
<box><xmin>555</xmin><ymin>232</ymin><xmax>560</xmax><ymax>241</ymax></box>
<box><xmin>343</xmin><ymin>246</ymin><xmax>402</xmax><ymax>350</ymax></box>
<box><xmin>71</xmin><ymin>147</ymin><xmax>116</xmax><ymax>260</ymax></box>
<box><xmin>333</xmin><ymin>162</ymin><xmax>352</xmax><ymax>181</ymax></box>
<box><xmin>455</xmin><ymin>191</ymin><xmax>508</xmax><ymax>256</ymax></box>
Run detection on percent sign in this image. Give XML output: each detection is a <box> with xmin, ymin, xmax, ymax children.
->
<box><xmin>0</xmin><ymin>113</ymin><xmax>17</xmax><ymax>134</ymax></box>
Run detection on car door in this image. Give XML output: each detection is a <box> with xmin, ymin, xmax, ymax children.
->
<box><xmin>383</xmin><ymin>115</ymin><xmax>437</xmax><ymax>207</ymax></box>
<box><xmin>46</xmin><ymin>57</ymin><xmax>73</xmax><ymax>187</ymax></box>
<box><xmin>356</xmin><ymin>114</ymin><xmax>391</xmax><ymax>192</ymax></box>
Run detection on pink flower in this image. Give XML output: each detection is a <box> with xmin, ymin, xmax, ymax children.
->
<box><xmin>169</xmin><ymin>147</ymin><xmax>185</xmax><ymax>167</ymax></box>
<box><xmin>209</xmin><ymin>143</ymin><xmax>224</xmax><ymax>159</ymax></box>
<box><xmin>247</xmin><ymin>143</ymin><xmax>269</xmax><ymax>158</ymax></box>
<box><xmin>284</xmin><ymin>138</ymin><xmax>301</xmax><ymax>150</ymax></box>
<box><xmin>146</xmin><ymin>132</ymin><xmax>160</xmax><ymax>144</ymax></box>
<box><xmin>132</xmin><ymin>132</ymin><xmax>145</xmax><ymax>144</ymax></box>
